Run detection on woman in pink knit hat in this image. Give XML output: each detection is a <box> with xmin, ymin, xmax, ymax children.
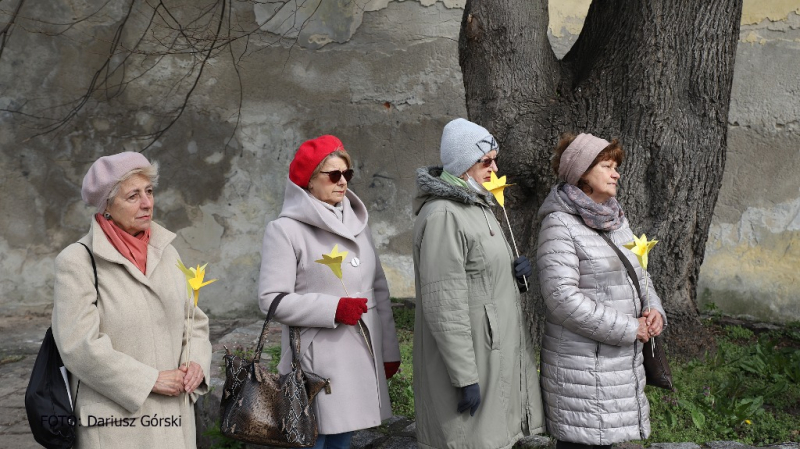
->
<box><xmin>51</xmin><ymin>152</ymin><xmax>212</xmax><ymax>449</ymax></box>
<box><xmin>257</xmin><ymin>135</ymin><xmax>401</xmax><ymax>449</ymax></box>
<box><xmin>536</xmin><ymin>133</ymin><xmax>667</xmax><ymax>449</ymax></box>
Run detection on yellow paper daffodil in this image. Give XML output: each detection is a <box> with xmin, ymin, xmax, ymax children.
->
<box><xmin>176</xmin><ymin>260</ymin><xmax>196</xmax><ymax>297</ymax></box>
<box><xmin>623</xmin><ymin>234</ymin><xmax>658</xmax><ymax>270</ymax></box>
<box><xmin>176</xmin><ymin>260</ymin><xmax>217</xmax><ymax>305</ymax></box>
<box><xmin>315</xmin><ymin>244</ymin><xmax>349</xmax><ymax>280</ymax></box>
<box><xmin>482</xmin><ymin>171</ymin><xmax>513</xmax><ymax>207</ymax></box>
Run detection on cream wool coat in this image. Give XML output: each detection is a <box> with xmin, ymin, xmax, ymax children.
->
<box><xmin>258</xmin><ymin>179</ymin><xmax>401</xmax><ymax>435</ymax></box>
<box><xmin>52</xmin><ymin>219</ymin><xmax>212</xmax><ymax>449</ymax></box>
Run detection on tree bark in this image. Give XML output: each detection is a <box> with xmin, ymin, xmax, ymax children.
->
<box><xmin>459</xmin><ymin>0</ymin><xmax>742</xmax><ymax>356</ymax></box>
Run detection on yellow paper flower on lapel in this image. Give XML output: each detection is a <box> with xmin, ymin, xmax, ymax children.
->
<box><xmin>315</xmin><ymin>244</ymin><xmax>349</xmax><ymax>280</ymax></box>
<box><xmin>176</xmin><ymin>260</ymin><xmax>217</xmax><ymax>305</ymax></box>
<box><xmin>623</xmin><ymin>234</ymin><xmax>658</xmax><ymax>270</ymax></box>
<box><xmin>482</xmin><ymin>171</ymin><xmax>513</xmax><ymax>207</ymax></box>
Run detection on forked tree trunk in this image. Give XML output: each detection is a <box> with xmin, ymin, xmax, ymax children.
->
<box><xmin>459</xmin><ymin>0</ymin><xmax>743</xmax><ymax>356</ymax></box>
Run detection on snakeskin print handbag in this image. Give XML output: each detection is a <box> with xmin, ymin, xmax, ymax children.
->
<box><xmin>220</xmin><ymin>293</ymin><xmax>331</xmax><ymax>447</ymax></box>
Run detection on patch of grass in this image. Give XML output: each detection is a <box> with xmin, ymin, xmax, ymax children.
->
<box><xmin>724</xmin><ymin>325</ymin><xmax>755</xmax><ymax>341</ymax></box>
<box><xmin>391</xmin><ymin>299</ymin><xmax>415</xmax><ymax>330</ymax></box>
<box><xmin>203</xmin><ymin>420</ymin><xmax>246</xmax><ymax>449</ymax></box>
<box><xmin>388</xmin><ymin>299</ymin><xmax>415</xmax><ymax>417</ymax></box>
<box><xmin>263</xmin><ymin>344</ymin><xmax>282</xmax><ymax>373</ymax></box>
<box><xmin>388</xmin><ymin>329</ymin><xmax>415</xmax><ymax>417</ymax></box>
<box><xmin>641</xmin><ymin>325</ymin><xmax>800</xmax><ymax>444</ymax></box>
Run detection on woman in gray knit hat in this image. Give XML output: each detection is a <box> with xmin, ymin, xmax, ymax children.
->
<box><xmin>536</xmin><ymin>133</ymin><xmax>666</xmax><ymax>449</ymax></box>
<box><xmin>411</xmin><ymin>118</ymin><xmax>544</xmax><ymax>449</ymax></box>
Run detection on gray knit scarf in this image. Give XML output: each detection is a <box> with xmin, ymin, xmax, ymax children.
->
<box><xmin>560</xmin><ymin>183</ymin><xmax>624</xmax><ymax>231</ymax></box>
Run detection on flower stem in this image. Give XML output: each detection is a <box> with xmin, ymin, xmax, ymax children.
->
<box><xmin>502</xmin><ymin>206</ymin><xmax>528</xmax><ymax>290</ymax></box>
<box><xmin>644</xmin><ymin>270</ymin><xmax>655</xmax><ymax>353</ymax></box>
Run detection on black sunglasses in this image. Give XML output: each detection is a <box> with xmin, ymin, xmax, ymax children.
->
<box><xmin>477</xmin><ymin>155</ymin><xmax>499</xmax><ymax>167</ymax></box>
<box><xmin>319</xmin><ymin>169</ymin><xmax>354</xmax><ymax>183</ymax></box>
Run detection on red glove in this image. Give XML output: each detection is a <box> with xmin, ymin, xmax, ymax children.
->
<box><xmin>335</xmin><ymin>297</ymin><xmax>368</xmax><ymax>325</ymax></box>
<box><xmin>384</xmin><ymin>361</ymin><xmax>401</xmax><ymax>379</ymax></box>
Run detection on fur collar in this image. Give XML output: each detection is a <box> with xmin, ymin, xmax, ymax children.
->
<box><xmin>413</xmin><ymin>166</ymin><xmax>494</xmax><ymax>215</ymax></box>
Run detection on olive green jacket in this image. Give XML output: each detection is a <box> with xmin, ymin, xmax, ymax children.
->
<box><xmin>412</xmin><ymin>166</ymin><xmax>544</xmax><ymax>449</ymax></box>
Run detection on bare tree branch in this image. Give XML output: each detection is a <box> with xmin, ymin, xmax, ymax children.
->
<box><xmin>140</xmin><ymin>0</ymin><xmax>227</xmax><ymax>153</ymax></box>
<box><xmin>0</xmin><ymin>0</ymin><xmax>26</xmax><ymax>63</ymax></box>
<box><xmin>7</xmin><ymin>0</ymin><xmax>326</xmax><ymax>149</ymax></box>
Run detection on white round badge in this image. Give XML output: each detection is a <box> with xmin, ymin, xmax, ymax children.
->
<box><xmin>350</xmin><ymin>257</ymin><xmax>360</xmax><ymax>267</ymax></box>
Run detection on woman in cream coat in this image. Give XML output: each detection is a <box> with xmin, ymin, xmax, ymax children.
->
<box><xmin>258</xmin><ymin>135</ymin><xmax>401</xmax><ymax>449</ymax></box>
<box><xmin>52</xmin><ymin>152</ymin><xmax>212</xmax><ymax>449</ymax></box>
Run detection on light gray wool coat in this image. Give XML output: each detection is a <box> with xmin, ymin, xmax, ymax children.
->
<box><xmin>52</xmin><ymin>220</ymin><xmax>212</xmax><ymax>449</ymax></box>
<box><xmin>412</xmin><ymin>167</ymin><xmax>545</xmax><ymax>449</ymax></box>
<box><xmin>258</xmin><ymin>179</ymin><xmax>401</xmax><ymax>435</ymax></box>
<box><xmin>536</xmin><ymin>184</ymin><xmax>667</xmax><ymax>444</ymax></box>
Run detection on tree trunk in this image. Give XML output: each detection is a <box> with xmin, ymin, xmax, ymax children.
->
<box><xmin>459</xmin><ymin>0</ymin><xmax>743</xmax><ymax>356</ymax></box>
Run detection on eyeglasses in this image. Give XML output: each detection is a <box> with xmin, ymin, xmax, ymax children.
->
<box><xmin>319</xmin><ymin>169</ymin><xmax>354</xmax><ymax>183</ymax></box>
<box><xmin>477</xmin><ymin>155</ymin><xmax>498</xmax><ymax>167</ymax></box>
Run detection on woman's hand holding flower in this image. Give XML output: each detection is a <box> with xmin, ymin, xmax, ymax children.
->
<box><xmin>642</xmin><ymin>309</ymin><xmax>663</xmax><ymax>337</ymax></box>
<box><xmin>335</xmin><ymin>297</ymin><xmax>368</xmax><ymax>325</ymax></box>
<box><xmin>180</xmin><ymin>362</ymin><xmax>205</xmax><ymax>394</ymax></box>
<box><xmin>152</xmin><ymin>369</ymin><xmax>185</xmax><ymax>396</ymax></box>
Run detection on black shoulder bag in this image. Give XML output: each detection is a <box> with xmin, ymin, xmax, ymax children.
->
<box><xmin>25</xmin><ymin>242</ymin><xmax>98</xmax><ymax>449</ymax></box>
<box><xmin>598</xmin><ymin>232</ymin><xmax>675</xmax><ymax>391</ymax></box>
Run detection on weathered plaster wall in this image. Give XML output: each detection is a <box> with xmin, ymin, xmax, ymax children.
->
<box><xmin>0</xmin><ymin>0</ymin><xmax>798</xmax><ymax>323</ymax></box>
<box><xmin>0</xmin><ymin>0</ymin><xmax>466</xmax><ymax>317</ymax></box>
<box><xmin>698</xmin><ymin>3</ymin><xmax>800</xmax><ymax>323</ymax></box>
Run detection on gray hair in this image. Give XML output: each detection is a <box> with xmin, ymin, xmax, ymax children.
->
<box><xmin>105</xmin><ymin>162</ymin><xmax>160</xmax><ymax>211</ymax></box>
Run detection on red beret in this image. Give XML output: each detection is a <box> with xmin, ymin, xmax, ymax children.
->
<box><xmin>289</xmin><ymin>135</ymin><xmax>346</xmax><ymax>187</ymax></box>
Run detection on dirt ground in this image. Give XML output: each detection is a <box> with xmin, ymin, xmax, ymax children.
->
<box><xmin>0</xmin><ymin>314</ymin><xmax>53</xmax><ymax>448</ymax></box>
<box><xmin>0</xmin><ymin>314</ymin><xmax>254</xmax><ymax>449</ymax></box>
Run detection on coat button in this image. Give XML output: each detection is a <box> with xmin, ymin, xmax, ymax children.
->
<box><xmin>350</xmin><ymin>257</ymin><xmax>360</xmax><ymax>267</ymax></box>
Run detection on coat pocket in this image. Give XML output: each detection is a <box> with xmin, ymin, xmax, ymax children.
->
<box><xmin>484</xmin><ymin>304</ymin><xmax>501</xmax><ymax>350</ymax></box>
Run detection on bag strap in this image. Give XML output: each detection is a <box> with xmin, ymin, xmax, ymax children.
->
<box><xmin>597</xmin><ymin>232</ymin><xmax>642</xmax><ymax>300</ymax></box>
<box><xmin>77</xmin><ymin>243</ymin><xmax>99</xmax><ymax>301</ymax></box>
<box><xmin>254</xmin><ymin>293</ymin><xmax>289</xmax><ymax>364</ymax></box>
<box><xmin>73</xmin><ymin>242</ymin><xmax>99</xmax><ymax>410</ymax></box>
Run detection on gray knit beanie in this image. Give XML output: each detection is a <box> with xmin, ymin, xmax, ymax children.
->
<box><xmin>440</xmin><ymin>118</ymin><xmax>499</xmax><ymax>176</ymax></box>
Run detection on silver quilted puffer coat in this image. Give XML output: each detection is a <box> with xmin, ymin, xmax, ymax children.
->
<box><xmin>535</xmin><ymin>184</ymin><xmax>667</xmax><ymax>444</ymax></box>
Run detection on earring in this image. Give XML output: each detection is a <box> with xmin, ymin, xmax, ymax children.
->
<box><xmin>103</xmin><ymin>213</ymin><xmax>112</xmax><ymax>220</ymax></box>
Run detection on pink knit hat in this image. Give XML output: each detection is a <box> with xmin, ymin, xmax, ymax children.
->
<box><xmin>558</xmin><ymin>133</ymin><xmax>611</xmax><ymax>185</ymax></box>
<box><xmin>81</xmin><ymin>152</ymin><xmax>152</xmax><ymax>212</ymax></box>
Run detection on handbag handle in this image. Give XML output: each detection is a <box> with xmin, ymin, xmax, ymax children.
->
<box><xmin>254</xmin><ymin>293</ymin><xmax>289</xmax><ymax>364</ymax></box>
<box><xmin>597</xmin><ymin>232</ymin><xmax>643</xmax><ymax>301</ymax></box>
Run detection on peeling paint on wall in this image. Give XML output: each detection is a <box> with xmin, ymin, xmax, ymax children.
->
<box><xmin>255</xmin><ymin>0</ymin><xmax>465</xmax><ymax>49</ymax></box>
<box><xmin>742</xmin><ymin>0</ymin><xmax>800</xmax><ymax>25</ymax></box>
<box><xmin>699</xmin><ymin>198</ymin><xmax>800</xmax><ymax>322</ymax></box>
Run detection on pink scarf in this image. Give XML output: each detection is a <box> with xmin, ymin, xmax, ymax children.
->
<box><xmin>95</xmin><ymin>214</ymin><xmax>150</xmax><ymax>274</ymax></box>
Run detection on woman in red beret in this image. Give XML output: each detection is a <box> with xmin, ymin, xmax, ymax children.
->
<box><xmin>258</xmin><ymin>135</ymin><xmax>401</xmax><ymax>449</ymax></box>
